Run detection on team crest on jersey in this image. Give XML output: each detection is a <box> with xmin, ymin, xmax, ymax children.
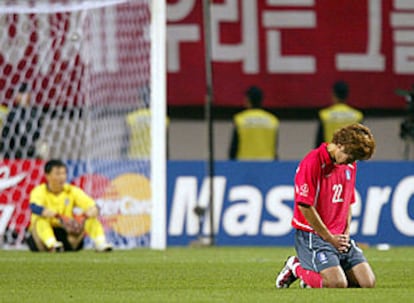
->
<box><xmin>65</xmin><ymin>198</ymin><xmax>69</xmax><ymax>206</ymax></box>
<box><xmin>345</xmin><ymin>169</ymin><xmax>351</xmax><ymax>180</ymax></box>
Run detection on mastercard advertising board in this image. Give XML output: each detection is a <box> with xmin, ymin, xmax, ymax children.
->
<box><xmin>4</xmin><ymin>159</ymin><xmax>414</xmax><ymax>248</ymax></box>
<box><xmin>0</xmin><ymin>160</ymin><xmax>152</xmax><ymax>248</ymax></box>
<box><xmin>69</xmin><ymin>161</ymin><xmax>153</xmax><ymax>248</ymax></box>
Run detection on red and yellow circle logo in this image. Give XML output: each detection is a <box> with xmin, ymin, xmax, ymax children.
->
<box><xmin>74</xmin><ymin>173</ymin><xmax>151</xmax><ymax>237</ymax></box>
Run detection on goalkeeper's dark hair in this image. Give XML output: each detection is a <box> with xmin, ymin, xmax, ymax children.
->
<box><xmin>45</xmin><ymin>159</ymin><xmax>66</xmax><ymax>174</ymax></box>
<box><xmin>332</xmin><ymin>123</ymin><xmax>376</xmax><ymax>161</ymax></box>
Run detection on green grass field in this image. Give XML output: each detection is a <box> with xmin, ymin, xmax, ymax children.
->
<box><xmin>0</xmin><ymin>246</ymin><xmax>413</xmax><ymax>303</ymax></box>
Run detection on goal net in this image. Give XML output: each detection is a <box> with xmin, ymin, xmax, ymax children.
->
<box><xmin>0</xmin><ymin>0</ymin><xmax>166</xmax><ymax>249</ymax></box>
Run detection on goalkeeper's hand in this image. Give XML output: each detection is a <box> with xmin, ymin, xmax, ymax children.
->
<box><xmin>57</xmin><ymin>215</ymin><xmax>84</xmax><ymax>235</ymax></box>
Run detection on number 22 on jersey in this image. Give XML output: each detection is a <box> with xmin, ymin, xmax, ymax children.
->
<box><xmin>332</xmin><ymin>184</ymin><xmax>344</xmax><ymax>203</ymax></box>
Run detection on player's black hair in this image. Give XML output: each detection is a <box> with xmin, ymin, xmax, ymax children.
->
<box><xmin>18</xmin><ymin>82</ymin><xmax>28</xmax><ymax>93</ymax></box>
<box><xmin>333</xmin><ymin>81</ymin><xmax>349</xmax><ymax>101</ymax></box>
<box><xmin>44</xmin><ymin>159</ymin><xmax>66</xmax><ymax>174</ymax></box>
<box><xmin>245</xmin><ymin>86</ymin><xmax>263</xmax><ymax>108</ymax></box>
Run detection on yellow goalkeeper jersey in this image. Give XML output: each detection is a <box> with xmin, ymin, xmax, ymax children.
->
<box><xmin>29</xmin><ymin>183</ymin><xmax>95</xmax><ymax>228</ymax></box>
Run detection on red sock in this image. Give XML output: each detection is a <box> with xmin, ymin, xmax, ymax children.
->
<box><xmin>294</xmin><ymin>265</ymin><xmax>323</xmax><ymax>288</ymax></box>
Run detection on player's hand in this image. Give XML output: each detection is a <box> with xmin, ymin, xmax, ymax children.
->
<box><xmin>58</xmin><ymin>215</ymin><xmax>84</xmax><ymax>235</ymax></box>
<box><xmin>331</xmin><ymin>234</ymin><xmax>350</xmax><ymax>253</ymax></box>
<box><xmin>73</xmin><ymin>214</ymin><xmax>87</xmax><ymax>229</ymax></box>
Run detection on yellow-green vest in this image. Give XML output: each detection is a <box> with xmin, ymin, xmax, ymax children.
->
<box><xmin>126</xmin><ymin>109</ymin><xmax>169</xmax><ymax>159</ymax></box>
<box><xmin>126</xmin><ymin>108</ymin><xmax>151</xmax><ymax>159</ymax></box>
<box><xmin>319</xmin><ymin>103</ymin><xmax>363</xmax><ymax>142</ymax></box>
<box><xmin>234</xmin><ymin>109</ymin><xmax>279</xmax><ymax>160</ymax></box>
<box><xmin>0</xmin><ymin>105</ymin><xmax>9</xmax><ymax>130</ymax></box>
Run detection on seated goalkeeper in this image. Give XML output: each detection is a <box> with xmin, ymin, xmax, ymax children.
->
<box><xmin>27</xmin><ymin>159</ymin><xmax>113</xmax><ymax>252</ymax></box>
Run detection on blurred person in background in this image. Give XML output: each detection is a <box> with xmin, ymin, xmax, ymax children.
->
<box><xmin>229</xmin><ymin>86</ymin><xmax>280</xmax><ymax>160</ymax></box>
<box><xmin>0</xmin><ymin>104</ymin><xmax>8</xmax><ymax>132</ymax></box>
<box><xmin>125</xmin><ymin>84</ymin><xmax>169</xmax><ymax>159</ymax></box>
<box><xmin>0</xmin><ymin>82</ymin><xmax>44</xmax><ymax>158</ymax></box>
<box><xmin>315</xmin><ymin>81</ymin><xmax>363</xmax><ymax>147</ymax></box>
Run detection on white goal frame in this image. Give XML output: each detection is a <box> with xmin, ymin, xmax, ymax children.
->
<box><xmin>150</xmin><ymin>0</ymin><xmax>167</xmax><ymax>250</ymax></box>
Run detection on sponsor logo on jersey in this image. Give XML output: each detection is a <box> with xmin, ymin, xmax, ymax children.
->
<box><xmin>299</xmin><ymin>184</ymin><xmax>309</xmax><ymax>197</ymax></box>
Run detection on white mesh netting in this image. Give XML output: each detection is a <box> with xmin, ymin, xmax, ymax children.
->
<box><xmin>0</xmin><ymin>0</ymin><xmax>154</xmax><ymax>248</ymax></box>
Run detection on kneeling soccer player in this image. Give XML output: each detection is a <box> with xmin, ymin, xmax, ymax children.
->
<box><xmin>275</xmin><ymin>123</ymin><xmax>376</xmax><ymax>288</ymax></box>
<box><xmin>27</xmin><ymin>159</ymin><xmax>112</xmax><ymax>252</ymax></box>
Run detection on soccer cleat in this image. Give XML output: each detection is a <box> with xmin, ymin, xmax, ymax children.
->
<box><xmin>275</xmin><ymin>256</ymin><xmax>300</xmax><ymax>288</ymax></box>
<box><xmin>95</xmin><ymin>242</ymin><xmax>113</xmax><ymax>252</ymax></box>
<box><xmin>50</xmin><ymin>241</ymin><xmax>64</xmax><ymax>253</ymax></box>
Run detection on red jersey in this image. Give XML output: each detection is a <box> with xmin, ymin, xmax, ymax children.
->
<box><xmin>292</xmin><ymin>143</ymin><xmax>356</xmax><ymax>235</ymax></box>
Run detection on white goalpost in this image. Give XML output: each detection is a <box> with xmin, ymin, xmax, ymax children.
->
<box><xmin>150</xmin><ymin>0</ymin><xmax>167</xmax><ymax>250</ymax></box>
<box><xmin>0</xmin><ymin>0</ymin><xmax>167</xmax><ymax>250</ymax></box>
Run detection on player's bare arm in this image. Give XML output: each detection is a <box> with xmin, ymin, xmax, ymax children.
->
<box><xmin>40</xmin><ymin>208</ymin><xmax>57</xmax><ymax>218</ymax></box>
<box><xmin>298</xmin><ymin>203</ymin><xmax>350</xmax><ymax>252</ymax></box>
<box><xmin>343</xmin><ymin>205</ymin><xmax>352</xmax><ymax>236</ymax></box>
<box><xmin>85</xmin><ymin>206</ymin><xmax>99</xmax><ymax>218</ymax></box>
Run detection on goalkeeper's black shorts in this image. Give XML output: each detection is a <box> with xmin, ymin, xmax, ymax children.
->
<box><xmin>27</xmin><ymin>227</ymin><xmax>84</xmax><ymax>252</ymax></box>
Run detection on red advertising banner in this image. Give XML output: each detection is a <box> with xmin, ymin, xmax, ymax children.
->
<box><xmin>0</xmin><ymin>1</ymin><xmax>412</xmax><ymax>110</ymax></box>
<box><xmin>167</xmin><ymin>0</ymin><xmax>414</xmax><ymax>109</ymax></box>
